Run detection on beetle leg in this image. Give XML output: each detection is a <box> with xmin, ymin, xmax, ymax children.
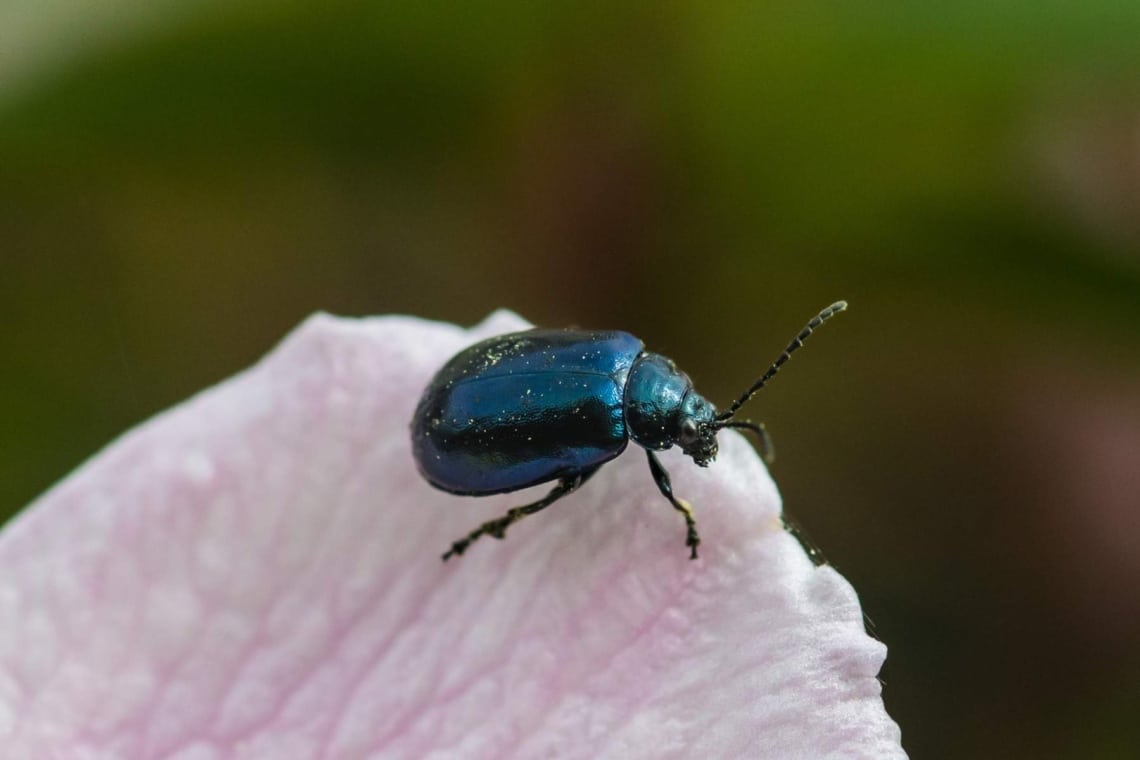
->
<box><xmin>442</xmin><ymin>466</ymin><xmax>601</xmax><ymax>561</ymax></box>
<box><xmin>646</xmin><ymin>450</ymin><xmax>700</xmax><ymax>560</ymax></box>
<box><xmin>724</xmin><ymin>419</ymin><xmax>775</xmax><ymax>463</ymax></box>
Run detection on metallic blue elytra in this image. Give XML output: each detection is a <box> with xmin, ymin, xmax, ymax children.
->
<box><xmin>412</xmin><ymin>301</ymin><xmax>848</xmax><ymax>561</ymax></box>
<box><xmin>413</xmin><ymin>330</ymin><xmax>643</xmax><ymax>495</ymax></box>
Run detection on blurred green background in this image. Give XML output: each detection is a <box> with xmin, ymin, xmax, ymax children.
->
<box><xmin>3</xmin><ymin>1</ymin><xmax>1140</xmax><ymax>756</ymax></box>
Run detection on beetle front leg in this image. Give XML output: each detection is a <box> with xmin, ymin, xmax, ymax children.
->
<box><xmin>442</xmin><ymin>466</ymin><xmax>601</xmax><ymax>561</ymax></box>
<box><xmin>646</xmin><ymin>450</ymin><xmax>700</xmax><ymax>559</ymax></box>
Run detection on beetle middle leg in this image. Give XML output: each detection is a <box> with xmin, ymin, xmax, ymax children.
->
<box><xmin>442</xmin><ymin>465</ymin><xmax>601</xmax><ymax>561</ymax></box>
<box><xmin>646</xmin><ymin>450</ymin><xmax>700</xmax><ymax>559</ymax></box>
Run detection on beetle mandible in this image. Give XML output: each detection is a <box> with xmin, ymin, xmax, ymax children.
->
<box><xmin>411</xmin><ymin>301</ymin><xmax>847</xmax><ymax>561</ymax></box>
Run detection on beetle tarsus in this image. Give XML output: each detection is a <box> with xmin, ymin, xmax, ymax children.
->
<box><xmin>442</xmin><ymin>541</ymin><xmax>467</xmax><ymax>561</ymax></box>
<box><xmin>681</xmin><ymin>501</ymin><xmax>700</xmax><ymax>560</ymax></box>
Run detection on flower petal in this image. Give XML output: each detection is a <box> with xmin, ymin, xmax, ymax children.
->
<box><xmin>0</xmin><ymin>310</ymin><xmax>904</xmax><ymax>759</ymax></box>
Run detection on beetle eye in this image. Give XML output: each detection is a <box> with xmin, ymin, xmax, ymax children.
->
<box><xmin>679</xmin><ymin>418</ymin><xmax>698</xmax><ymax>444</ymax></box>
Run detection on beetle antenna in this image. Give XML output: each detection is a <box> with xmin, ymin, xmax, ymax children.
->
<box><xmin>716</xmin><ymin>301</ymin><xmax>848</xmax><ymax>421</ymax></box>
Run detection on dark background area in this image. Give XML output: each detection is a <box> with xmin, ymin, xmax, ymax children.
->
<box><xmin>3</xmin><ymin>3</ymin><xmax>1140</xmax><ymax>757</ymax></box>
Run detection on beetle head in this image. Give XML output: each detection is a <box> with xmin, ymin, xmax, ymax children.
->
<box><xmin>677</xmin><ymin>391</ymin><xmax>719</xmax><ymax>466</ymax></box>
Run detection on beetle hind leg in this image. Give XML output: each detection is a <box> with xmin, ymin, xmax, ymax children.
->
<box><xmin>442</xmin><ymin>466</ymin><xmax>601</xmax><ymax>561</ymax></box>
<box><xmin>646</xmin><ymin>450</ymin><xmax>701</xmax><ymax>559</ymax></box>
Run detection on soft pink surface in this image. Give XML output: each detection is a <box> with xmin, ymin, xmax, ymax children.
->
<box><xmin>0</xmin><ymin>311</ymin><xmax>904</xmax><ymax>759</ymax></box>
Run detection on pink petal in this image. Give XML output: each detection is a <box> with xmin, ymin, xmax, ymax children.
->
<box><xmin>0</xmin><ymin>310</ymin><xmax>904</xmax><ymax>759</ymax></box>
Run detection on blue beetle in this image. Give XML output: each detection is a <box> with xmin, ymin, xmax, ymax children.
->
<box><xmin>412</xmin><ymin>301</ymin><xmax>846</xmax><ymax>560</ymax></box>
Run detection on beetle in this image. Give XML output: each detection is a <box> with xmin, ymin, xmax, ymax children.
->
<box><xmin>411</xmin><ymin>301</ymin><xmax>847</xmax><ymax>561</ymax></box>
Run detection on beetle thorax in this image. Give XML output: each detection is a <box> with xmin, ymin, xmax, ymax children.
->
<box><xmin>624</xmin><ymin>353</ymin><xmax>719</xmax><ymax>465</ymax></box>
